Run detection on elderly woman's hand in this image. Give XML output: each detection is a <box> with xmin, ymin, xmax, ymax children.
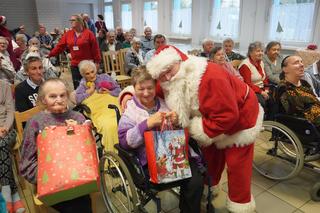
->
<box><xmin>86</xmin><ymin>82</ymin><xmax>96</xmax><ymax>95</ymax></box>
<box><xmin>98</xmin><ymin>87</ymin><xmax>110</xmax><ymax>94</ymax></box>
<box><xmin>147</xmin><ymin>112</ymin><xmax>165</xmax><ymax>129</ymax></box>
<box><xmin>121</xmin><ymin>94</ymin><xmax>133</xmax><ymax>112</ymax></box>
<box><xmin>166</xmin><ymin>111</ymin><xmax>179</xmax><ymax>126</ymax></box>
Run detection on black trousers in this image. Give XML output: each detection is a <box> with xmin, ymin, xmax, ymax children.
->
<box><xmin>51</xmin><ymin>194</ymin><xmax>92</xmax><ymax>213</ymax></box>
<box><xmin>143</xmin><ymin>158</ymin><xmax>204</xmax><ymax>213</ymax></box>
<box><xmin>70</xmin><ymin>66</ymin><xmax>82</xmax><ymax>90</ymax></box>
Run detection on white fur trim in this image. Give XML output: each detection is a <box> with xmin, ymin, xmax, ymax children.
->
<box><xmin>161</xmin><ymin>56</ymin><xmax>208</xmax><ymax>128</ymax></box>
<box><xmin>189</xmin><ymin>104</ymin><xmax>264</xmax><ymax>148</ymax></box>
<box><xmin>146</xmin><ymin>47</ymin><xmax>182</xmax><ymax>79</ymax></box>
<box><xmin>226</xmin><ymin>195</ymin><xmax>256</xmax><ymax>213</ymax></box>
<box><xmin>215</xmin><ymin>104</ymin><xmax>264</xmax><ymax>149</ymax></box>
<box><xmin>118</xmin><ymin>85</ymin><xmax>134</xmax><ymax>104</ymax></box>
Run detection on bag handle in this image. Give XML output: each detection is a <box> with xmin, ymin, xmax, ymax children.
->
<box><xmin>160</xmin><ymin>117</ymin><xmax>173</xmax><ymax>132</ymax></box>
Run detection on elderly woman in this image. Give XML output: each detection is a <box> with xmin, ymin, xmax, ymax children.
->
<box><xmin>14</xmin><ymin>34</ymin><xmax>28</xmax><ymax>60</ymax></box>
<box><xmin>239</xmin><ymin>41</ymin><xmax>269</xmax><ymax>107</ymax></box>
<box><xmin>75</xmin><ymin>60</ymin><xmax>121</xmax><ymax>152</ymax></box>
<box><xmin>124</xmin><ymin>37</ymin><xmax>145</xmax><ymax>76</ymax></box>
<box><xmin>20</xmin><ymin>78</ymin><xmax>92</xmax><ymax>213</ymax></box>
<box><xmin>0</xmin><ymin>80</ymin><xmax>25</xmax><ymax>213</ymax></box>
<box><xmin>48</xmin><ymin>14</ymin><xmax>101</xmax><ymax>89</ymax></box>
<box><xmin>200</xmin><ymin>38</ymin><xmax>214</xmax><ymax>59</ymax></box>
<box><xmin>210</xmin><ymin>46</ymin><xmax>243</xmax><ymax>80</ymax></box>
<box><xmin>0</xmin><ymin>36</ymin><xmax>15</xmax><ymax>83</ymax></box>
<box><xmin>118</xmin><ymin>66</ymin><xmax>203</xmax><ymax>213</ymax></box>
<box><xmin>263</xmin><ymin>41</ymin><xmax>283</xmax><ymax>84</ymax></box>
<box><xmin>278</xmin><ymin>55</ymin><xmax>320</xmax><ymax>129</ymax></box>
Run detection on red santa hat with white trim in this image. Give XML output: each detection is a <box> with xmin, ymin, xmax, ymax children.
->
<box><xmin>146</xmin><ymin>45</ymin><xmax>188</xmax><ymax>79</ymax></box>
<box><xmin>0</xmin><ymin>16</ymin><xmax>6</xmax><ymax>25</ymax></box>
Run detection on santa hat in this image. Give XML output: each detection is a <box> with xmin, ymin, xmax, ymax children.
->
<box><xmin>0</xmin><ymin>16</ymin><xmax>6</xmax><ymax>25</ymax></box>
<box><xmin>147</xmin><ymin>45</ymin><xmax>188</xmax><ymax>79</ymax></box>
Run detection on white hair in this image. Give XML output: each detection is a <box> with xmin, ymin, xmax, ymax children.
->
<box><xmin>78</xmin><ymin>60</ymin><xmax>96</xmax><ymax>77</ymax></box>
<box><xmin>202</xmin><ymin>38</ymin><xmax>214</xmax><ymax>46</ymax></box>
<box><xmin>16</xmin><ymin>34</ymin><xmax>28</xmax><ymax>43</ymax></box>
<box><xmin>144</xmin><ymin>26</ymin><xmax>152</xmax><ymax>32</ymax></box>
<box><xmin>131</xmin><ymin>37</ymin><xmax>141</xmax><ymax>45</ymax></box>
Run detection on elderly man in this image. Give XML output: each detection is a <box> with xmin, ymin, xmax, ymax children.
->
<box><xmin>15</xmin><ymin>53</ymin><xmax>44</xmax><ymax>112</ymax></box>
<box><xmin>146</xmin><ymin>45</ymin><xmax>263</xmax><ymax>213</ymax></box>
<box><xmin>223</xmin><ymin>38</ymin><xmax>245</xmax><ymax>61</ymax></box>
<box><xmin>200</xmin><ymin>38</ymin><xmax>214</xmax><ymax>59</ymax></box>
<box><xmin>82</xmin><ymin>13</ymin><xmax>96</xmax><ymax>35</ymax></box>
<box><xmin>140</xmin><ymin>26</ymin><xmax>154</xmax><ymax>54</ymax></box>
<box><xmin>100</xmin><ymin>31</ymin><xmax>123</xmax><ymax>52</ymax></box>
<box><xmin>304</xmin><ymin>59</ymin><xmax>320</xmax><ymax>97</ymax></box>
<box><xmin>37</xmin><ymin>24</ymin><xmax>52</xmax><ymax>50</ymax></box>
<box><xmin>115</xmin><ymin>26</ymin><xmax>125</xmax><ymax>43</ymax></box>
<box><xmin>144</xmin><ymin>34</ymin><xmax>166</xmax><ymax>63</ymax></box>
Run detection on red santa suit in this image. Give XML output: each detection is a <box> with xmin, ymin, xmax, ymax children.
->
<box><xmin>146</xmin><ymin>45</ymin><xmax>264</xmax><ymax>213</ymax></box>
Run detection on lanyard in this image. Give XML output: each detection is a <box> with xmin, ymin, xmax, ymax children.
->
<box><xmin>74</xmin><ymin>32</ymin><xmax>81</xmax><ymax>46</ymax></box>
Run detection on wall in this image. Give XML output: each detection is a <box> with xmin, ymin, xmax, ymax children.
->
<box><xmin>0</xmin><ymin>0</ymin><xmax>39</xmax><ymax>36</ymax></box>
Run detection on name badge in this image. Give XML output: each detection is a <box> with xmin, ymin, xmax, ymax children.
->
<box><xmin>73</xmin><ymin>46</ymin><xmax>79</xmax><ymax>51</ymax></box>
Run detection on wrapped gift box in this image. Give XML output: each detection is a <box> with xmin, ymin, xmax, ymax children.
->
<box><xmin>36</xmin><ymin>124</ymin><xmax>99</xmax><ymax>205</ymax></box>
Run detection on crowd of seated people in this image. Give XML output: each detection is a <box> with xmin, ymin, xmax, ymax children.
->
<box><xmin>2</xmin><ymin>10</ymin><xmax>320</xmax><ymax>213</ymax></box>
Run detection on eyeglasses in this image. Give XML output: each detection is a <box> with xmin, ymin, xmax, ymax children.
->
<box><xmin>69</xmin><ymin>19</ymin><xmax>76</xmax><ymax>22</ymax></box>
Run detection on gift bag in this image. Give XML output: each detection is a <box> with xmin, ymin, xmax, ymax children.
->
<box><xmin>144</xmin><ymin>121</ymin><xmax>192</xmax><ymax>184</ymax></box>
<box><xmin>36</xmin><ymin>124</ymin><xmax>99</xmax><ymax>206</ymax></box>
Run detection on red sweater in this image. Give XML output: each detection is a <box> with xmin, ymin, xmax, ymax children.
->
<box><xmin>49</xmin><ymin>29</ymin><xmax>101</xmax><ymax>66</ymax></box>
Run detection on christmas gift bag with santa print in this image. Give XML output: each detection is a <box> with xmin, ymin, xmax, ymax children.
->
<box><xmin>144</xmin><ymin>120</ymin><xmax>192</xmax><ymax>184</ymax></box>
<box><xmin>36</xmin><ymin>124</ymin><xmax>99</xmax><ymax>206</ymax></box>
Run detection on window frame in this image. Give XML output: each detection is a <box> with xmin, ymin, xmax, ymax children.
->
<box><xmin>266</xmin><ymin>0</ymin><xmax>319</xmax><ymax>46</ymax></box>
<box><xmin>120</xmin><ymin>0</ymin><xmax>133</xmax><ymax>31</ymax></box>
<box><xmin>103</xmin><ymin>0</ymin><xmax>114</xmax><ymax>30</ymax></box>
<box><xmin>143</xmin><ymin>0</ymin><xmax>159</xmax><ymax>33</ymax></box>
<box><xmin>170</xmin><ymin>0</ymin><xmax>193</xmax><ymax>36</ymax></box>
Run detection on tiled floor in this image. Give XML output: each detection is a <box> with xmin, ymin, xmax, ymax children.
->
<box><xmin>16</xmin><ymin>67</ymin><xmax>320</xmax><ymax>213</ymax></box>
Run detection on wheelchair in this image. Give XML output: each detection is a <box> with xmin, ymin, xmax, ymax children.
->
<box><xmin>253</xmin><ymin>85</ymin><xmax>320</xmax><ymax>201</ymax></box>
<box><xmin>97</xmin><ymin>105</ymin><xmax>214</xmax><ymax>213</ymax></box>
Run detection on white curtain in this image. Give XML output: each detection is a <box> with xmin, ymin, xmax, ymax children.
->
<box><xmin>104</xmin><ymin>5</ymin><xmax>114</xmax><ymax>30</ymax></box>
<box><xmin>144</xmin><ymin>1</ymin><xmax>158</xmax><ymax>32</ymax></box>
<box><xmin>210</xmin><ymin>0</ymin><xmax>240</xmax><ymax>40</ymax></box>
<box><xmin>268</xmin><ymin>1</ymin><xmax>316</xmax><ymax>42</ymax></box>
<box><xmin>171</xmin><ymin>0</ymin><xmax>192</xmax><ymax>35</ymax></box>
<box><xmin>121</xmin><ymin>3</ymin><xmax>132</xmax><ymax>30</ymax></box>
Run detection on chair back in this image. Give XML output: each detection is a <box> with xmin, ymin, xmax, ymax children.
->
<box><xmin>118</xmin><ymin>48</ymin><xmax>130</xmax><ymax>75</ymax></box>
<box><xmin>14</xmin><ymin>105</ymin><xmax>44</xmax><ymax>145</ymax></box>
<box><xmin>102</xmin><ymin>51</ymin><xmax>122</xmax><ymax>76</ymax></box>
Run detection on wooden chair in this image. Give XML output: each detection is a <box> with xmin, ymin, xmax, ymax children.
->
<box><xmin>14</xmin><ymin>105</ymin><xmax>45</xmax><ymax>212</ymax></box>
<box><xmin>231</xmin><ymin>59</ymin><xmax>243</xmax><ymax>69</ymax></box>
<box><xmin>102</xmin><ymin>50</ymin><xmax>132</xmax><ymax>89</ymax></box>
<box><xmin>102</xmin><ymin>51</ymin><xmax>122</xmax><ymax>76</ymax></box>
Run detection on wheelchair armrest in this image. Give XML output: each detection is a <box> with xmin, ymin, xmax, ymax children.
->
<box><xmin>108</xmin><ymin>104</ymin><xmax>121</xmax><ymax>124</ymax></box>
<box><xmin>114</xmin><ymin>144</ymin><xmax>137</xmax><ymax>160</ymax></box>
<box><xmin>73</xmin><ymin>104</ymin><xmax>91</xmax><ymax>115</ymax></box>
<box><xmin>275</xmin><ymin>114</ymin><xmax>308</xmax><ymax>122</ymax></box>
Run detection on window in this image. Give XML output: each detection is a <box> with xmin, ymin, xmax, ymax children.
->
<box><xmin>268</xmin><ymin>0</ymin><xmax>316</xmax><ymax>42</ymax></box>
<box><xmin>144</xmin><ymin>1</ymin><xmax>158</xmax><ymax>32</ymax></box>
<box><xmin>171</xmin><ymin>0</ymin><xmax>192</xmax><ymax>35</ymax></box>
<box><xmin>104</xmin><ymin>0</ymin><xmax>114</xmax><ymax>30</ymax></box>
<box><xmin>210</xmin><ymin>0</ymin><xmax>241</xmax><ymax>40</ymax></box>
<box><xmin>121</xmin><ymin>2</ymin><xmax>132</xmax><ymax>30</ymax></box>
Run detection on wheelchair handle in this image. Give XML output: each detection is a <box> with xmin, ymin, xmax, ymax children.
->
<box><xmin>108</xmin><ymin>104</ymin><xmax>121</xmax><ymax>124</ymax></box>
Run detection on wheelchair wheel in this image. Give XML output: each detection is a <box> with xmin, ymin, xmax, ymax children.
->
<box><xmin>310</xmin><ymin>182</ymin><xmax>320</xmax><ymax>201</ymax></box>
<box><xmin>253</xmin><ymin>121</ymin><xmax>304</xmax><ymax>180</ymax></box>
<box><xmin>100</xmin><ymin>151</ymin><xmax>139</xmax><ymax>213</ymax></box>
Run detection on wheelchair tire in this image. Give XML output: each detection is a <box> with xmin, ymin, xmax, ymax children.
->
<box><xmin>310</xmin><ymin>182</ymin><xmax>320</xmax><ymax>201</ymax></box>
<box><xmin>253</xmin><ymin>121</ymin><xmax>304</xmax><ymax>180</ymax></box>
<box><xmin>99</xmin><ymin>151</ymin><xmax>140</xmax><ymax>213</ymax></box>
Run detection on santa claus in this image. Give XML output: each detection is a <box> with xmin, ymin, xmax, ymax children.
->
<box><xmin>146</xmin><ymin>45</ymin><xmax>264</xmax><ymax>213</ymax></box>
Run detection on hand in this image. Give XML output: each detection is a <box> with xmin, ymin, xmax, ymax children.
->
<box><xmin>147</xmin><ymin>112</ymin><xmax>165</xmax><ymax>129</ymax></box>
<box><xmin>86</xmin><ymin>83</ymin><xmax>95</xmax><ymax>95</ymax></box>
<box><xmin>261</xmin><ymin>90</ymin><xmax>269</xmax><ymax>100</ymax></box>
<box><xmin>0</xmin><ymin>127</ymin><xmax>8</xmax><ymax>138</ymax></box>
<box><xmin>120</xmin><ymin>94</ymin><xmax>133</xmax><ymax>112</ymax></box>
<box><xmin>166</xmin><ymin>111</ymin><xmax>179</xmax><ymax>126</ymax></box>
<box><xmin>65</xmin><ymin>119</ymin><xmax>78</xmax><ymax>126</ymax></box>
<box><xmin>98</xmin><ymin>87</ymin><xmax>110</xmax><ymax>94</ymax></box>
